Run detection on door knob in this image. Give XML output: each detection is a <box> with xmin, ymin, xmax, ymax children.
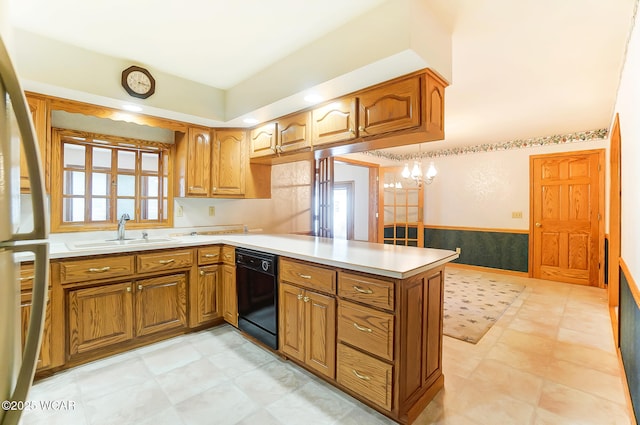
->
<box><xmin>535</xmin><ymin>222</ymin><xmax>542</xmax><ymax>228</ymax></box>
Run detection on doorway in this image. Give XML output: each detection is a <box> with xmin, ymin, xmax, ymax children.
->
<box><xmin>333</xmin><ymin>182</ymin><xmax>354</xmax><ymax>240</ymax></box>
<box><xmin>529</xmin><ymin>149</ymin><xmax>605</xmax><ymax>286</ymax></box>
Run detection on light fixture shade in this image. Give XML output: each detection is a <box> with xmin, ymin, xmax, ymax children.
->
<box><xmin>401</xmin><ymin>163</ymin><xmax>411</xmax><ymax>179</ymax></box>
<box><xmin>411</xmin><ymin>161</ymin><xmax>422</xmax><ymax>179</ymax></box>
<box><xmin>426</xmin><ymin>161</ymin><xmax>438</xmax><ymax>179</ymax></box>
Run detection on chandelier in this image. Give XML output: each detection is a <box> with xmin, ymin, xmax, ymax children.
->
<box><xmin>401</xmin><ymin>160</ymin><xmax>437</xmax><ymax>186</ymax></box>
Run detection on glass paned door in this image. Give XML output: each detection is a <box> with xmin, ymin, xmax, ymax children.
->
<box><xmin>378</xmin><ymin>167</ymin><xmax>423</xmax><ymax>246</ymax></box>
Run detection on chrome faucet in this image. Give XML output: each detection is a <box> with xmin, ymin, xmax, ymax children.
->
<box><xmin>117</xmin><ymin>213</ymin><xmax>131</xmax><ymax>240</ymax></box>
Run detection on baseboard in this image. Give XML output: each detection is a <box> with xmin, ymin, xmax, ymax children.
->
<box><xmin>610</xmin><ymin>305</ymin><xmax>620</xmax><ymax>348</ymax></box>
<box><xmin>446</xmin><ymin>262</ymin><xmax>529</xmax><ymax>278</ymax></box>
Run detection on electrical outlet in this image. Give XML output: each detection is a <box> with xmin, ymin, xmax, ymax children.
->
<box><xmin>455</xmin><ymin>247</ymin><xmax>461</xmax><ymax>254</ymax></box>
<box><xmin>176</xmin><ymin>206</ymin><xmax>183</xmax><ymax>217</ymax></box>
<box><xmin>512</xmin><ymin>211</ymin><xmax>523</xmax><ymax>219</ymax></box>
<box><xmin>209</xmin><ymin>206</ymin><xmax>215</xmax><ymax>216</ymax></box>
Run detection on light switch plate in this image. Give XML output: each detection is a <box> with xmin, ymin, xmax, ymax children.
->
<box><xmin>176</xmin><ymin>206</ymin><xmax>183</xmax><ymax>217</ymax></box>
<box><xmin>209</xmin><ymin>206</ymin><xmax>215</xmax><ymax>216</ymax></box>
<box><xmin>512</xmin><ymin>211</ymin><xmax>523</xmax><ymax>219</ymax></box>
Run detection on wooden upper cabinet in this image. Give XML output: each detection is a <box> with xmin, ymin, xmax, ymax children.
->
<box><xmin>212</xmin><ymin>130</ymin><xmax>246</xmax><ymax>195</ymax></box>
<box><xmin>185</xmin><ymin>126</ymin><xmax>212</xmax><ymax>196</ymax></box>
<box><xmin>250</xmin><ymin>122</ymin><xmax>277</xmax><ymax>158</ymax></box>
<box><xmin>357</xmin><ymin>76</ymin><xmax>420</xmax><ymax>138</ymax></box>
<box><xmin>21</xmin><ymin>94</ymin><xmax>49</xmax><ymax>193</ymax></box>
<box><xmin>278</xmin><ymin>112</ymin><xmax>311</xmax><ymax>154</ymax></box>
<box><xmin>425</xmin><ymin>72</ymin><xmax>446</xmax><ymax>139</ymax></box>
<box><xmin>311</xmin><ymin>97</ymin><xmax>357</xmax><ymax>146</ymax></box>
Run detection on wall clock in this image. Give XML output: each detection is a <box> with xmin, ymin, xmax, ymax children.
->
<box><xmin>121</xmin><ymin>66</ymin><xmax>155</xmax><ymax>99</ymax></box>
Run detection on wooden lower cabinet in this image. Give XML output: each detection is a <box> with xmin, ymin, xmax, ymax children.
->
<box><xmin>68</xmin><ymin>273</ymin><xmax>188</xmax><ymax>357</ymax></box>
<box><xmin>221</xmin><ymin>264</ymin><xmax>238</xmax><ymax>326</ymax></box>
<box><xmin>20</xmin><ymin>290</ymin><xmax>53</xmax><ymax>371</ymax></box>
<box><xmin>279</xmin><ymin>282</ymin><xmax>336</xmax><ymax>379</ymax></box>
<box><xmin>135</xmin><ymin>274</ymin><xmax>187</xmax><ymax>337</ymax></box>
<box><xmin>68</xmin><ymin>282</ymin><xmax>134</xmax><ymax>355</ymax></box>
<box><xmin>195</xmin><ymin>265</ymin><xmax>222</xmax><ymax>325</ymax></box>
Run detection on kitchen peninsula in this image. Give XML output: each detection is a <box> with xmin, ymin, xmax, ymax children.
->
<box><xmin>26</xmin><ymin>233</ymin><xmax>458</xmax><ymax>424</ymax></box>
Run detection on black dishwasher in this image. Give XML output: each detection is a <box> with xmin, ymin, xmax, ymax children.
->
<box><xmin>236</xmin><ymin>248</ymin><xmax>278</xmax><ymax>350</ymax></box>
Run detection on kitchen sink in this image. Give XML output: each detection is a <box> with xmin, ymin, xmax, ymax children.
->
<box><xmin>66</xmin><ymin>238</ymin><xmax>175</xmax><ymax>250</ymax></box>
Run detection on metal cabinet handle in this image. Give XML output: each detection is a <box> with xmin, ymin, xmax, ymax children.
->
<box><xmin>297</xmin><ymin>294</ymin><xmax>303</xmax><ymax>300</ymax></box>
<box><xmin>19</xmin><ymin>276</ymin><xmax>35</xmax><ymax>281</ymax></box>
<box><xmin>88</xmin><ymin>266</ymin><xmax>111</xmax><ymax>273</ymax></box>
<box><xmin>353</xmin><ymin>370</ymin><xmax>371</xmax><ymax>381</ymax></box>
<box><xmin>204</xmin><ymin>254</ymin><xmax>219</xmax><ymax>258</ymax></box>
<box><xmin>353</xmin><ymin>322</ymin><xmax>373</xmax><ymax>333</ymax></box>
<box><xmin>535</xmin><ymin>222</ymin><xmax>542</xmax><ymax>228</ymax></box>
<box><xmin>126</xmin><ymin>286</ymin><xmax>131</xmax><ymax>293</ymax></box>
<box><xmin>200</xmin><ymin>270</ymin><xmax>205</xmax><ymax>276</ymax></box>
<box><xmin>349</xmin><ymin>128</ymin><xmax>355</xmax><ymax>135</ymax></box>
<box><xmin>298</xmin><ymin>273</ymin><xmax>312</xmax><ymax>279</ymax></box>
<box><xmin>358</xmin><ymin>126</ymin><xmax>367</xmax><ymax>133</ymax></box>
<box><xmin>212</xmin><ymin>187</ymin><xmax>217</xmax><ymax>191</ymax></box>
<box><xmin>158</xmin><ymin>259</ymin><xmax>175</xmax><ymax>264</ymax></box>
<box><xmin>138</xmin><ymin>284</ymin><xmax>143</xmax><ymax>291</ymax></box>
<box><xmin>303</xmin><ymin>296</ymin><xmax>310</xmax><ymax>303</ymax></box>
<box><xmin>353</xmin><ymin>285</ymin><xmax>373</xmax><ymax>294</ymax></box>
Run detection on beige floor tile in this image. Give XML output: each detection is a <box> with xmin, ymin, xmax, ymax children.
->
<box><xmin>174</xmin><ymin>382</ymin><xmax>259</xmax><ymax>425</ymax></box>
<box><xmin>470</xmin><ymin>358</ymin><xmax>544</xmax><ymax>405</ymax></box>
<box><xmin>557</xmin><ymin>326</ymin><xmax>616</xmax><ymax>353</ymax></box>
<box><xmin>155</xmin><ymin>357</ymin><xmax>227</xmax><ymax>404</ymax></box>
<box><xmin>552</xmin><ymin>340</ymin><xmax>621</xmax><ymax>376</ymax></box>
<box><xmin>507</xmin><ymin>316</ymin><xmax>560</xmax><ymax>339</ymax></box>
<box><xmin>485</xmin><ymin>342</ymin><xmax>552</xmax><ymax>376</ymax></box>
<box><xmin>497</xmin><ymin>328</ymin><xmax>555</xmax><ymax>356</ymax></box>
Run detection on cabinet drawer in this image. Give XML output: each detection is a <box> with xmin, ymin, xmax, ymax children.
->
<box><xmin>338</xmin><ymin>300</ymin><xmax>394</xmax><ymax>361</ymax></box>
<box><xmin>337</xmin><ymin>344</ymin><xmax>393</xmax><ymax>411</ymax></box>
<box><xmin>198</xmin><ymin>246</ymin><xmax>221</xmax><ymax>265</ymax></box>
<box><xmin>338</xmin><ymin>272</ymin><xmax>394</xmax><ymax>310</ymax></box>
<box><xmin>137</xmin><ymin>250</ymin><xmax>193</xmax><ymax>274</ymax></box>
<box><xmin>280</xmin><ymin>258</ymin><xmax>336</xmax><ymax>294</ymax></box>
<box><xmin>19</xmin><ymin>263</ymin><xmax>35</xmax><ymax>291</ymax></box>
<box><xmin>59</xmin><ymin>256</ymin><xmax>135</xmax><ymax>284</ymax></box>
<box><xmin>221</xmin><ymin>246</ymin><xmax>235</xmax><ymax>265</ymax></box>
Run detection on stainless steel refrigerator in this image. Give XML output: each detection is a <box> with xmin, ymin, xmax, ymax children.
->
<box><xmin>0</xmin><ymin>35</ymin><xmax>49</xmax><ymax>425</ymax></box>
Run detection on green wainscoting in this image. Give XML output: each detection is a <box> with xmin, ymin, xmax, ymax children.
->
<box><xmin>424</xmin><ymin>228</ymin><xmax>529</xmax><ymax>273</ymax></box>
<box><xmin>620</xmin><ymin>267</ymin><xmax>639</xmax><ymax>422</ymax></box>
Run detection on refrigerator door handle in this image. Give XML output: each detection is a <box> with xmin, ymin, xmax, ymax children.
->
<box><xmin>1</xmin><ymin>243</ymin><xmax>49</xmax><ymax>425</ymax></box>
<box><xmin>0</xmin><ymin>39</ymin><xmax>48</xmax><ymax>241</ymax></box>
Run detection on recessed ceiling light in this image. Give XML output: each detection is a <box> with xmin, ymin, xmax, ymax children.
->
<box><xmin>243</xmin><ymin>118</ymin><xmax>259</xmax><ymax>125</ymax></box>
<box><xmin>304</xmin><ymin>94</ymin><xmax>323</xmax><ymax>104</ymax></box>
<box><xmin>122</xmin><ymin>104</ymin><xmax>143</xmax><ymax>112</ymax></box>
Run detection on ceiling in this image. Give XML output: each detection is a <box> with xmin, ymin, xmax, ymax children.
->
<box><xmin>8</xmin><ymin>0</ymin><xmax>638</xmax><ymax>157</ymax></box>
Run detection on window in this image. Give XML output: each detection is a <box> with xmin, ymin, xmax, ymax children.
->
<box><xmin>51</xmin><ymin>129</ymin><xmax>172</xmax><ymax>232</ymax></box>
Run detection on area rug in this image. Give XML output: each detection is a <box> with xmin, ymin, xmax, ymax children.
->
<box><xmin>443</xmin><ymin>271</ymin><xmax>525</xmax><ymax>344</ymax></box>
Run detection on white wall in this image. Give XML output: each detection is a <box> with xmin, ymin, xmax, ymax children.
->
<box><xmin>424</xmin><ymin>139</ymin><xmax>608</xmax><ymax>229</ymax></box>
<box><xmin>614</xmin><ymin>7</ymin><xmax>640</xmax><ymax>283</ymax></box>
<box><xmin>335</xmin><ymin>161</ymin><xmax>370</xmax><ymax>241</ymax></box>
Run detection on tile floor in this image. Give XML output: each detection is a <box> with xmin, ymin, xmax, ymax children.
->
<box><xmin>20</xmin><ymin>268</ymin><xmax>633</xmax><ymax>425</ymax></box>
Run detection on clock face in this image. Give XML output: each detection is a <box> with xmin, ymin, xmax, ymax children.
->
<box><xmin>122</xmin><ymin>66</ymin><xmax>155</xmax><ymax>99</ymax></box>
<box><xmin>127</xmin><ymin>71</ymin><xmax>152</xmax><ymax>95</ymax></box>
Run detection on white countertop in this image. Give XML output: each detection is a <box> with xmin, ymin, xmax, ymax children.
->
<box><xmin>27</xmin><ymin>232</ymin><xmax>459</xmax><ymax>279</ymax></box>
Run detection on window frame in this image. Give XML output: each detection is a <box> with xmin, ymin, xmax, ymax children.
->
<box><xmin>50</xmin><ymin>128</ymin><xmax>174</xmax><ymax>233</ymax></box>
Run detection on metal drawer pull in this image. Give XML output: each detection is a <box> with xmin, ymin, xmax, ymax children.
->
<box><xmin>158</xmin><ymin>259</ymin><xmax>175</xmax><ymax>264</ymax></box>
<box><xmin>353</xmin><ymin>370</ymin><xmax>371</xmax><ymax>381</ymax></box>
<box><xmin>303</xmin><ymin>296</ymin><xmax>310</xmax><ymax>303</ymax></box>
<box><xmin>200</xmin><ymin>270</ymin><xmax>205</xmax><ymax>276</ymax></box>
<box><xmin>353</xmin><ymin>323</ymin><xmax>373</xmax><ymax>333</ymax></box>
<box><xmin>126</xmin><ymin>286</ymin><xmax>131</xmax><ymax>293</ymax></box>
<box><xmin>204</xmin><ymin>254</ymin><xmax>218</xmax><ymax>258</ymax></box>
<box><xmin>20</xmin><ymin>276</ymin><xmax>35</xmax><ymax>281</ymax></box>
<box><xmin>298</xmin><ymin>273</ymin><xmax>312</xmax><ymax>279</ymax></box>
<box><xmin>353</xmin><ymin>285</ymin><xmax>373</xmax><ymax>294</ymax></box>
<box><xmin>138</xmin><ymin>284</ymin><xmax>143</xmax><ymax>291</ymax></box>
<box><xmin>297</xmin><ymin>294</ymin><xmax>303</xmax><ymax>300</ymax></box>
<box><xmin>88</xmin><ymin>266</ymin><xmax>111</xmax><ymax>273</ymax></box>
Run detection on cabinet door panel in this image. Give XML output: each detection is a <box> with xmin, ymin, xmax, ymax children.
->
<box><xmin>135</xmin><ymin>273</ymin><xmax>187</xmax><ymax>337</ymax></box>
<box><xmin>21</xmin><ymin>95</ymin><xmax>48</xmax><ymax>193</ymax></box>
<box><xmin>212</xmin><ymin>130</ymin><xmax>246</xmax><ymax>195</ymax></box>
<box><xmin>68</xmin><ymin>282</ymin><xmax>134</xmax><ymax>355</ymax></box>
<box><xmin>21</xmin><ymin>290</ymin><xmax>52</xmax><ymax>370</ymax></box>
<box><xmin>250</xmin><ymin>123</ymin><xmax>277</xmax><ymax>158</ymax></box>
<box><xmin>197</xmin><ymin>265</ymin><xmax>221</xmax><ymax>324</ymax></box>
<box><xmin>305</xmin><ymin>290</ymin><xmax>336</xmax><ymax>379</ymax></box>
<box><xmin>358</xmin><ymin>77</ymin><xmax>420</xmax><ymax>137</ymax></box>
<box><xmin>278</xmin><ymin>112</ymin><xmax>311</xmax><ymax>153</ymax></box>
<box><xmin>279</xmin><ymin>282</ymin><xmax>305</xmax><ymax>362</ymax></box>
<box><xmin>311</xmin><ymin>98</ymin><xmax>357</xmax><ymax>146</ymax></box>
<box><xmin>186</xmin><ymin>127</ymin><xmax>211</xmax><ymax>196</ymax></box>
<box><xmin>222</xmin><ymin>264</ymin><xmax>238</xmax><ymax>326</ymax></box>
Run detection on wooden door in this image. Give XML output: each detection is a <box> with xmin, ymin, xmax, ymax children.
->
<box><xmin>608</xmin><ymin>114</ymin><xmax>622</xmax><ymax>317</ymax></box>
<box><xmin>68</xmin><ymin>282</ymin><xmax>134</xmax><ymax>355</ymax></box>
<box><xmin>278</xmin><ymin>112</ymin><xmax>311</xmax><ymax>153</ymax></box>
<box><xmin>378</xmin><ymin>167</ymin><xmax>424</xmax><ymax>246</ymax></box>
<box><xmin>315</xmin><ymin>157</ymin><xmax>334</xmax><ymax>237</ymax></box>
<box><xmin>530</xmin><ymin>150</ymin><xmax>604</xmax><ymax>286</ymax></box>
<box><xmin>221</xmin><ymin>264</ymin><xmax>238</xmax><ymax>326</ymax></box>
<box><xmin>21</xmin><ymin>290</ymin><xmax>52</xmax><ymax>370</ymax></box>
<box><xmin>304</xmin><ymin>290</ymin><xmax>336</xmax><ymax>379</ymax></box>
<box><xmin>212</xmin><ymin>130</ymin><xmax>246</xmax><ymax>195</ymax></box>
<box><xmin>279</xmin><ymin>282</ymin><xmax>305</xmax><ymax>362</ymax></box>
<box><xmin>311</xmin><ymin>97</ymin><xmax>357</xmax><ymax>146</ymax></box>
<box><xmin>186</xmin><ymin>127</ymin><xmax>211</xmax><ymax>196</ymax></box>
<box><xmin>250</xmin><ymin>122</ymin><xmax>277</xmax><ymax>158</ymax></box>
<box><xmin>135</xmin><ymin>274</ymin><xmax>187</xmax><ymax>337</ymax></box>
<box><xmin>358</xmin><ymin>77</ymin><xmax>420</xmax><ymax>138</ymax></box>
<box><xmin>196</xmin><ymin>265</ymin><xmax>222</xmax><ymax>325</ymax></box>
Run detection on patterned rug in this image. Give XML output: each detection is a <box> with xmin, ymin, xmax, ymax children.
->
<box><xmin>443</xmin><ymin>270</ymin><xmax>525</xmax><ymax>344</ymax></box>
